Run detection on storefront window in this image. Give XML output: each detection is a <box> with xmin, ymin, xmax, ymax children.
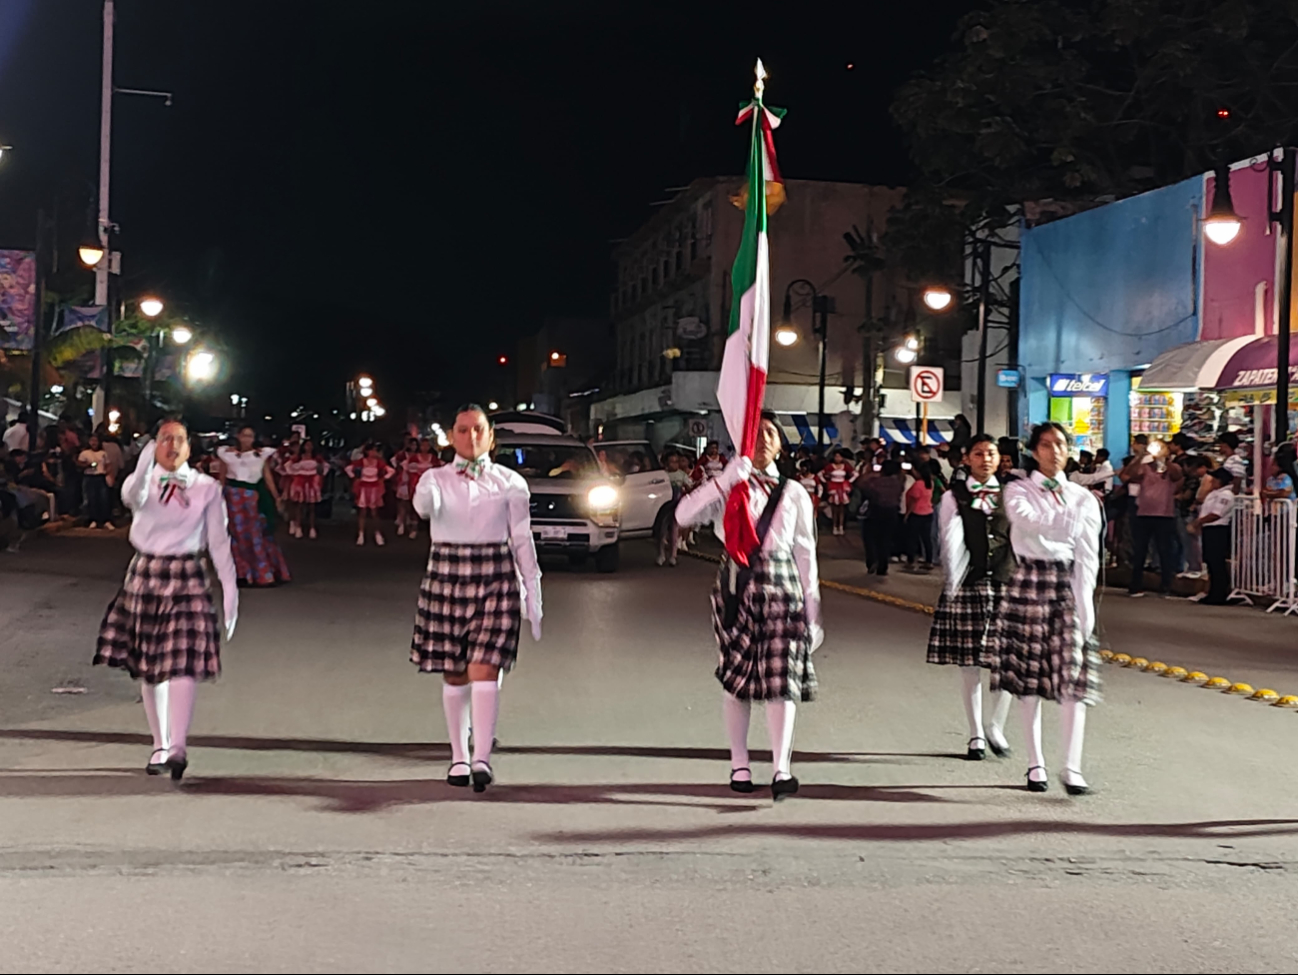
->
<box><xmin>1048</xmin><ymin>373</ymin><xmax>1108</xmax><ymax>455</ymax></box>
<box><xmin>1129</xmin><ymin>375</ymin><xmax>1181</xmax><ymax>438</ymax></box>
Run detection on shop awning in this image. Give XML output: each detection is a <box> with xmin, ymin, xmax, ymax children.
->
<box><xmin>779</xmin><ymin>413</ymin><xmax>840</xmax><ymax>447</ymax></box>
<box><xmin>1211</xmin><ymin>334</ymin><xmax>1298</xmax><ymax>391</ymax></box>
<box><xmin>1137</xmin><ymin>336</ymin><xmax>1255</xmax><ymax>391</ymax></box>
<box><xmin>879</xmin><ymin>418</ymin><xmax>954</xmax><ymax>446</ymax></box>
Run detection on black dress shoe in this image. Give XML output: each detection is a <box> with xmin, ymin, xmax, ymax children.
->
<box><xmin>966</xmin><ymin>737</ymin><xmax>987</xmax><ymax>761</ymax></box>
<box><xmin>729</xmin><ymin>768</ymin><xmax>755</xmax><ymax>794</ymax></box>
<box><xmin>164</xmin><ymin>754</ymin><xmax>188</xmax><ymax>782</ymax></box>
<box><xmin>471</xmin><ymin>762</ymin><xmax>493</xmax><ymax>793</ymax></box>
<box><xmin>146</xmin><ymin>750</ymin><xmax>168</xmax><ymax>776</ymax></box>
<box><xmin>446</xmin><ymin>762</ymin><xmax>471</xmax><ymax>788</ymax></box>
<box><xmin>1026</xmin><ymin>765</ymin><xmax>1048</xmax><ymax>793</ymax></box>
<box><xmin>1062</xmin><ymin>769</ymin><xmax>1091</xmax><ymax>796</ymax></box>
<box><xmin>771</xmin><ymin>775</ymin><xmax>800</xmax><ymax>801</ymax></box>
<box><xmin>988</xmin><ymin>737</ymin><xmax>1012</xmax><ymax>758</ymax></box>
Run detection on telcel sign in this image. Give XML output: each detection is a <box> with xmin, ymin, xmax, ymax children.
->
<box><xmin>1049</xmin><ymin>373</ymin><xmax>1109</xmax><ymax>397</ymax></box>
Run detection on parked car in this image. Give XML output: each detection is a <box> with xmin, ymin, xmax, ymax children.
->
<box><xmin>592</xmin><ymin>439</ymin><xmax>674</xmax><ymax>539</ymax></box>
<box><xmin>494</xmin><ymin>433</ymin><xmax>621</xmax><ymax>572</ymax></box>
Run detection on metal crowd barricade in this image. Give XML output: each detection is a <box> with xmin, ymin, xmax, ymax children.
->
<box><xmin>1228</xmin><ymin>495</ymin><xmax>1298</xmax><ymax>615</ymax></box>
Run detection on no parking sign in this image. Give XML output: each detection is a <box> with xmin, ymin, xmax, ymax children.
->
<box><xmin>909</xmin><ymin>366</ymin><xmax>944</xmax><ymax>403</ymax></box>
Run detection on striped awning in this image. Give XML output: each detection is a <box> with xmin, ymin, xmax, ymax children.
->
<box><xmin>879</xmin><ymin>418</ymin><xmax>953</xmax><ymax>446</ymax></box>
<box><xmin>780</xmin><ymin>413</ymin><xmax>840</xmax><ymax>447</ymax></box>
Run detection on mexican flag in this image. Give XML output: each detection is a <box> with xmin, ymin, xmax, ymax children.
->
<box><xmin>717</xmin><ymin>66</ymin><xmax>785</xmax><ymax>566</ymax></box>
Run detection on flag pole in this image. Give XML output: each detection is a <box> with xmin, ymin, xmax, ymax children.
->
<box><xmin>754</xmin><ymin>57</ymin><xmax>766</xmax><ymax>99</ymax></box>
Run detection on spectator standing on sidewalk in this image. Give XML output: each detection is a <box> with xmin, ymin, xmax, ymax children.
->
<box><xmin>1192</xmin><ymin>468</ymin><xmax>1236</xmax><ymax>604</ymax></box>
<box><xmin>862</xmin><ymin>459</ymin><xmax>905</xmax><ymax>575</ymax></box>
<box><xmin>1260</xmin><ymin>450</ymin><xmax>1297</xmax><ymax>503</ymax></box>
<box><xmin>77</xmin><ymin>433</ymin><xmax>116</xmax><ymax>530</ymax></box>
<box><xmin>1120</xmin><ymin>439</ymin><xmax>1183</xmax><ymax>597</ymax></box>
<box><xmin>1176</xmin><ymin>455</ymin><xmax>1208</xmax><ymax>579</ymax></box>
<box><xmin>1215</xmin><ymin>431</ymin><xmax>1248</xmax><ymax>492</ymax></box>
<box><xmin>904</xmin><ymin>459</ymin><xmax>937</xmax><ymax>570</ymax></box>
<box><xmin>4</xmin><ymin>410</ymin><xmax>31</xmax><ymax>452</ymax></box>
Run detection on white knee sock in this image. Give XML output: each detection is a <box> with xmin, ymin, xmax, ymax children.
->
<box><xmin>988</xmin><ymin>688</ymin><xmax>1012</xmax><ymax>752</ymax></box>
<box><xmin>765</xmin><ymin>699</ymin><xmax>797</xmax><ymax>780</ymax></box>
<box><xmin>1060</xmin><ymin>699</ymin><xmax>1087</xmax><ymax>782</ymax></box>
<box><xmin>470</xmin><ymin>681</ymin><xmax>499</xmax><ymax>766</ymax></box>
<box><xmin>141</xmin><ymin>682</ymin><xmax>163</xmax><ymax>751</ymax></box>
<box><xmin>722</xmin><ymin>693</ymin><xmax>751</xmax><ymax>779</ymax></box>
<box><xmin>442</xmin><ymin>683</ymin><xmax>471</xmax><ymax>766</ymax></box>
<box><xmin>164</xmin><ymin>677</ymin><xmax>196</xmax><ymax>758</ymax></box>
<box><xmin>960</xmin><ymin>666</ymin><xmax>985</xmax><ymax>741</ymax></box>
<box><xmin>1019</xmin><ymin>696</ymin><xmax>1045</xmax><ymax>780</ymax></box>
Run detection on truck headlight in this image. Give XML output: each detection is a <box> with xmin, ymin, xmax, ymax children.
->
<box><xmin>587</xmin><ymin>484</ymin><xmax>619</xmax><ymax>511</ymax></box>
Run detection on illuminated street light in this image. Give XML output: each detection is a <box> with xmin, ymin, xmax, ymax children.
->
<box><xmin>366</xmin><ymin>396</ymin><xmax>378</xmax><ymax>408</ymax></box>
<box><xmin>774</xmin><ymin>326</ymin><xmax>799</xmax><ymax>347</ymax></box>
<box><xmin>358</xmin><ymin>374</ymin><xmax>373</xmax><ymax>388</ymax></box>
<box><xmin>488</xmin><ymin>401</ymin><xmax>499</xmax><ymax>410</ymax></box>
<box><xmin>78</xmin><ymin>238</ymin><xmax>105</xmax><ymax>268</ymax></box>
<box><xmin>230</xmin><ymin>393</ymin><xmax>241</xmax><ymax>405</ymax></box>
<box><xmin>922</xmin><ymin>287</ymin><xmax>953</xmax><ymax>312</ymax></box>
<box><xmin>894</xmin><ymin>336</ymin><xmax>920</xmax><ymax>365</ymax></box>
<box><xmin>171</xmin><ymin>325</ymin><xmax>193</xmax><ymax>344</ymax></box>
<box><xmin>139</xmin><ymin>296</ymin><xmax>164</xmax><ymax>318</ymax></box>
<box><xmin>1204</xmin><ymin>164</ymin><xmax>1242</xmax><ymax>246</ymax></box>
<box><xmin>185</xmin><ymin>349</ymin><xmax>218</xmax><ymax>384</ymax></box>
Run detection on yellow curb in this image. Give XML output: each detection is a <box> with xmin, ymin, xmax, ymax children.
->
<box><xmin>1204</xmin><ymin>676</ymin><xmax>1233</xmax><ymax>689</ymax></box>
<box><xmin>1163</xmin><ymin>666</ymin><xmax>1189</xmax><ymax>680</ymax></box>
<box><xmin>1226</xmin><ymin>682</ymin><xmax>1256</xmax><ymax>696</ymax></box>
<box><xmin>1146</xmin><ymin>661</ymin><xmax>1168</xmax><ymax>674</ymax></box>
<box><xmin>1273</xmin><ymin>695</ymin><xmax>1298</xmax><ymax>709</ymax></box>
<box><xmin>1249</xmin><ymin>688</ymin><xmax>1280</xmax><ymax>702</ymax></box>
<box><xmin>1129</xmin><ymin>656</ymin><xmax>1150</xmax><ymax>669</ymax></box>
<box><xmin>1099</xmin><ymin>649</ymin><xmax>1114</xmax><ymax>661</ymax></box>
<box><xmin>1183</xmin><ymin>671</ymin><xmax>1210</xmax><ymax>684</ymax></box>
<box><xmin>1111</xmin><ymin>653</ymin><xmax>1133</xmax><ymax>666</ymax></box>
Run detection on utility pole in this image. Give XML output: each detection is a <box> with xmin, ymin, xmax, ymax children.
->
<box><xmin>815</xmin><ymin>294</ymin><xmax>833</xmax><ymax>447</ymax></box>
<box><xmin>1276</xmin><ymin>147</ymin><xmax>1295</xmax><ymax>443</ymax></box>
<box><xmin>92</xmin><ymin>0</ymin><xmax>115</xmax><ymax>423</ymax></box>
<box><xmin>974</xmin><ymin>236</ymin><xmax>992</xmax><ymax>435</ymax></box>
<box><xmin>27</xmin><ymin>211</ymin><xmax>50</xmax><ymax>450</ymax></box>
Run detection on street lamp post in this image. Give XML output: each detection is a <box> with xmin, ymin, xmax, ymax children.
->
<box><xmin>782</xmin><ymin>279</ymin><xmax>835</xmax><ymax>447</ymax></box>
<box><xmin>974</xmin><ymin>236</ymin><xmax>993</xmax><ymax>435</ymax></box>
<box><xmin>1273</xmin><ymin>150</ymin><xmax>1295</xmax><ymax>442</ymax></box>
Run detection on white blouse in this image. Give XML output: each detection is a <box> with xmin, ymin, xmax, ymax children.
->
<box><xmin>1199</xmin><ymin>486</ymin><xmax>1235</xmax><ymax>524</ymax></box>
<box><xmin>938</xmin><ymin>475</ymin><xmax>1002</xmax><ymax>596</ymax></box>
<box><xmin>120</xmin><ymin>442</ymin><xmax>238</xmax><ymax>625</ymax></box>
<box><xmin>216</xmin><ymin>446</ymin><xmax>271</xmax><ymax>484</ymax></box>
<box><xmin>1004</xmin><ymin>470</ymin><xmax>1102</xmax><ymax>648</ymax></box>
<box><xmin>412</xmin><ymin>456</ymin><xmax>543</xmax><ymax>623</ymax></box>
<box><xmin>674</xmin><ymin>460</ymin><xmax>822</xmax><ymax>644</ymax></box>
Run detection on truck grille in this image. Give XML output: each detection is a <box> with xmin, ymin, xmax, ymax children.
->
<box><xmin>531</xmin><ymin>494</ymin><xmax>584</xmax><ymax>521</ymax></box>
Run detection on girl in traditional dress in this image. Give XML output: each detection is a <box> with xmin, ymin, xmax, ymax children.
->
<box><xmin>797</xmin><ymin>460</ymin><xmax>821</xmax><ymax>526</ymax></box>
<box><xmin>216</xmin><ymin>424</ymin><xmax>291</xmax><ymax>586</ymax></box>
<box><xmin>93</xmin><ymin>419</ymin><xmax>238</xmax><ymax>780</ymax></box>
<box><xmin>819</xmin><ymin>449</ymin><xmax>855</xmax><ymax>535</ymax></box>
<box><xmin>989</xmin><ymin>422</ymin><xmax>1102</xmax><ymax>795</ymax></box>
<box><xmin>397</xmin><ymin>437</ymin><xmax>440</xmax><ymax>540</ymax></box>
<box><xmin>281</xmin><ymin>441</ymin><xmax>305</xmax><ymax>538</ymax></box>
<box><xmin>295</xmin><ymin>439</ymin><xmax>326</xmax><ymax>539</ymax></box>
<box><xmin>346</xmin><ymin>443</ymin><xmax>396</xmax><ymax>546</ymax></box>
<box><xmin>411</xmin><ymin>405</ymin><xmax>542</xmax><ymax>793</ymax></box>
<box><xmin>675</xmin><ymin>412</ymin><xmax>822</xmax><ymax>800</ymax></box>
<box><xmin>927</xmin><ymin>434</ymin><xmax>1014</xmax><ymax>760</ymax></box>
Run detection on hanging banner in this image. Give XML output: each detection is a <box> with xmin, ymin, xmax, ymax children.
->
<box><xmin>0</xmin><ymin>250</ymin><xmax>37</xmax><ymax>350</ymax></box>
<box><xmin>53</xmin><ymin>304</ymin><xmax>109</xmax><ymax>337</ymax></box>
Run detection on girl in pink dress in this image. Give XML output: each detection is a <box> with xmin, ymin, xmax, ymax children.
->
<box><xmin>819</xmin><ymin>450</ymin><xmax>856</xmax><ymax>536</ymax></box>
<box><xmin>345</xmin><ymin>443</ymin><xmax>396</xmax><ymax>546</ymax></box>
<box><xmin>398</xmin><ymin>437</ymin><xmax>441</xmax><ymax>540</ymax></box>
<box><xmin>296</xmin><ymin>440</ymin><xmax>326</xmax><ymax>539</ymax></box>
<box><xmin>282</xmin><ymin>442</ymin><xmax>306</xmax><ymax>538</ymax></box>
<box><xmin>392</xmin><ymin>435</ymin><xmax>419</xmax><ymax>538</ymax></box>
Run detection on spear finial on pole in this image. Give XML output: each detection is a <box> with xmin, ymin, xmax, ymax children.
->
<box><xmin>754</xmin><ymin>58</ymin><xmax>766</xmax><ymax>99</ymax></box>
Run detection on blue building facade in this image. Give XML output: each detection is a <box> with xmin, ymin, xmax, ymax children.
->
<box><xmin>1018</xmin><ymin>176</ymin><xmax>1204</xmax><ymax>461</ymax></box>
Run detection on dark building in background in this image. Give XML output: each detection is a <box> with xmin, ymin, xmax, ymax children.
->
<box><xmin>515</xmin><ymin>316</ymin><xmax>613</xmax><ymax>438</ymax></box>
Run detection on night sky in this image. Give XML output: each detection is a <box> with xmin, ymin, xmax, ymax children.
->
<box><xmin>0</xmin><ymin>0</ymin><xmax>975</xmax><ymax>419</ymax></box>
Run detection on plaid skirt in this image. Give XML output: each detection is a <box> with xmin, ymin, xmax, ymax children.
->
<box><xmin>710</xmin><ymin>555</ymin><xmax>817</xmax><ymax>702</ymax></box>
<box><xmin>927</xmin><ymin>577</ymin><xmax>1000</xmax><ymax>668</ymax></box>
<box><xmin>411</xmin><ymin>542</ymin><xmax>521</xmax><ymax>674</ymax></box>
<box><xmin>93</xmin><ymin>553</ymin><xmax>221</xmax><ymax>683</ymax></box>
<box><xmin>989</xmin><ymin>558</ymin><xmax>1101</xmax><ymax>705</ymax></box>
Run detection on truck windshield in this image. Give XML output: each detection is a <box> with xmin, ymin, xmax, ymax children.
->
<box><xmin>494</xmin><ymin>444</ymin><xmax>599</xmax><ymax>479</ymax></box>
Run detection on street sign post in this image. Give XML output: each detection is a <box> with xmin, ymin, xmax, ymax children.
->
<box><xmin>909</xmin><ymin>366</ymin><xmax>944</xmax><ymax>446</ymax></box>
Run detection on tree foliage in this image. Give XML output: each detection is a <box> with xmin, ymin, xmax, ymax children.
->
<box><xmin>892</xmin><ymin>0</ymin><xmax>1298</xmax><ymax>223</ymax></box>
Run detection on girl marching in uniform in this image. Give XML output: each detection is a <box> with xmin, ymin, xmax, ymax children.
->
<box><xmin>346</xmin><ymin>443</ymin><xmax>396</xmax><ymax>546</ymax></box>
<box><xmin>819</xmin><ymin>449</ymin><xmax>855</xmax><ymax>535</ymax></box>
<box><xmin>295</xmin><ymin>439</ymin><xmax>326</xmax><ymax>539</ymax></box>
<box><xmin>281</xmin><ymin>441</ymin><xmax>305</xmax><ymax>538</ymax></box>
<box><xmin>216</xmin><ymin>424</ymin><xmax>291</xmax><ymax>586</ymax></box>
<box><xmin>675</xmin><ymin>412</ymin><xmax>822</xmax><ymax>800</ymax></box>
<box><xmin>93</xmin><ymin>419</ymin><xmax>238</xmax><ymax>780</ymax></box>
<box><xmin>797</xmin><ymin>460</ymin><xmax>821</xmax><ymax>527</ymax></box>
<box><xmin>989</xmin><ymin>422</ymin><xmax>1102</xmax><ymax>795</ymax></box>
<box><xmin>927</xmin><ymin>434</ymin><xmax>1014</xmax><ymax>760</ymax></box>
<box><xmin>397</xmin><ymin>437</ymin><xmax>441</xmax><ymax>540</ymax></box>
<box><xmin>392</xmin><ymin>436</ymin><xmax>418</xmax><ymax>537</ymax></box>
<box><xmin>411</xmin><ymin>405</ymin><xmax>542</xmax><ymax>792</ymax></box>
